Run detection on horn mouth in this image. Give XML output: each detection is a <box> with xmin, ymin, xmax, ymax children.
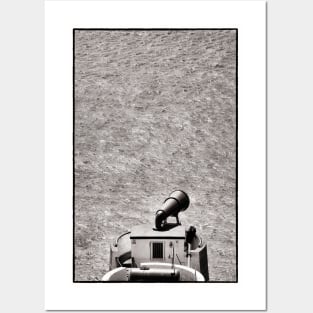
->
<box><xmin>154</xmin><ymin>190</ymin><xmax>189</xmax><ymax>230</ymax></box>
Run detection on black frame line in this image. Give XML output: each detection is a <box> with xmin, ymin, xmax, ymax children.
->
<box><xmin>73</xmin><ymin>28</ymin><xmax>75</xmax><ymax>283</ymax></box>
<box><xmin>73</xmin><ymin>28</ymin><xmax>238</xmax><ymax>283</ymax></box>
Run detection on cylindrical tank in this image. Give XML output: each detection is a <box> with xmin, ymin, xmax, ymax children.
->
<box><xmin>129</xmin><ymin>268</ymin><xmax>180</xmax><ymax>282</ymax></box>
<box><xmin>155</xmin><ymin>190</ymin><xmax>190</xmax><ymax>230</ymax></box>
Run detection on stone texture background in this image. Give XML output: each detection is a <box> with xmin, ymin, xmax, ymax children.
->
<box><xmin>74</xmin><ymin>30</ymin><xmax>237</xmax><ymax>281</ymax></box>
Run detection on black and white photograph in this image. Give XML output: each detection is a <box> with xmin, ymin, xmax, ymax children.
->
<box><xmin>45</xmin><ymin>1</ymin><xmax>266</xmax><ymax>309</ymax></box>
<box><xmin>74</xmin><ymin>29</ymin><xmax>237</xmax><ymax>282</ymax></box>
<box><xmin>9</xmin><ymin>0</ymin><xmax>313</xmax><ymax>311</ymax></box>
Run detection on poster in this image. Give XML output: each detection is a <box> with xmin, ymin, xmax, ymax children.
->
<box><xmin>45</xmin><ymin>1</ymin><xmax>266</xmax><ymax>310</ymax></box>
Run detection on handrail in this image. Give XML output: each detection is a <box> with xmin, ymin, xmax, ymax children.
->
<box><xmin>114</xmin><ymin>231</ymin><xmax>131</xmax><ymax>247</ymax></box>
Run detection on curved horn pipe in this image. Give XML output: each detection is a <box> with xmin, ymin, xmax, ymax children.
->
<box><xmin>155</xmin><ymin>190</ymin><xmax>190</xmax><ymax>230</ymax></box>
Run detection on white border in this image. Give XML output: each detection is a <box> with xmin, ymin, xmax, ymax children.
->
<box><xmin>45</xmin><ymin>1</ymin><xmax>266</xmax><ymax>310</ymax></box>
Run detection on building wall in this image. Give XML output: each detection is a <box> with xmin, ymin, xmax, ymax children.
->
<box><xmin>131</xmin><ymin>238</ymin><xmax>186</xmax><ymax>266</ymax></box>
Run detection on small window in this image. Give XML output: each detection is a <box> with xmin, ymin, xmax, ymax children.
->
<box><xmin>152</xmin><ymin>242</ymin><xmax>164</xmax><ymax>259</ymax></box>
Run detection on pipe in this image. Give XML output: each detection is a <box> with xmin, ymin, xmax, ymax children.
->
<box><xmin>187</xmin><ymin>243</ymin><xmax>191</xmax><ymax>267</ymax></box>
<box><xmin>155</xmin><ymin>190</ymin><xmax>190</xmax><ymax>230</ymax></box>
<box><xmin>129</xmin><ymin>268</ymin><xmax>180</xmax><ymax>281</ymax></box>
